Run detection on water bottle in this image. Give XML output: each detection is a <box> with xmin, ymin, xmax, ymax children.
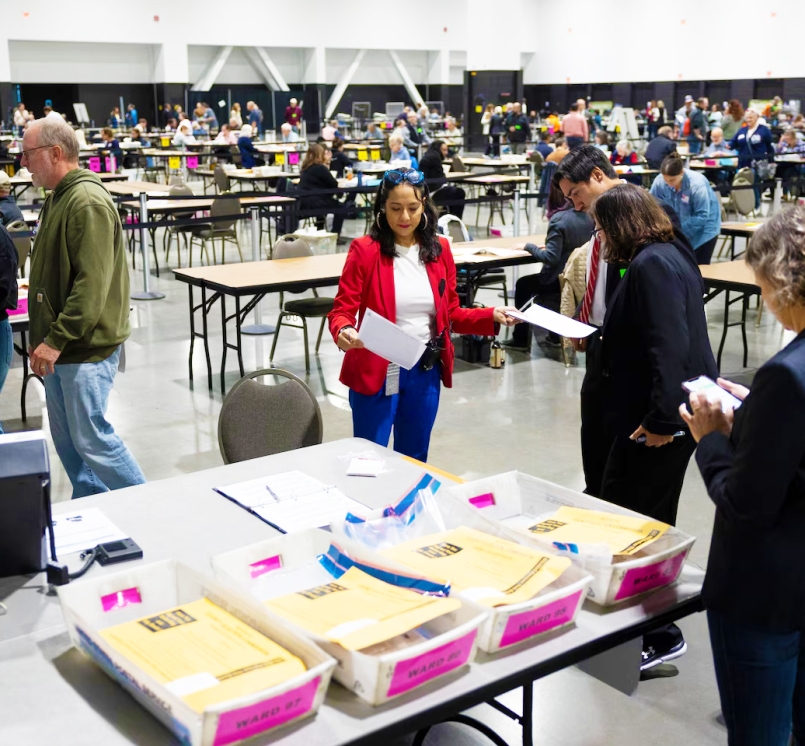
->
<box><xmin>490</xmin><ymin>340</ymin><xmax>503</xmax><ymax>368</ymax></box>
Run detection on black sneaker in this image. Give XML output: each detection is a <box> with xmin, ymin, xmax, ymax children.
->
<box><xmin>501</xmin><ymin>338</ymin><xmax>529</xmax><ymax>352</ymax></box>
<box><xmin>641</xmin><ymin>639</ymin><xmax>688</xmax><ymax>671</ymax></box>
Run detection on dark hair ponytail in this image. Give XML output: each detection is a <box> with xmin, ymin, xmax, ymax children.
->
<box><xmin>660</xmin><ymin>152</ymin><xmax>684</xmax><ymax>177</ymax></box>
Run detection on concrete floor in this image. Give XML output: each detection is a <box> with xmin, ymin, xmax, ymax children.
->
<box><xmin>1</xmin><ymin>203</ymin><xmax>785</xmax><ymax>745</ymax></box>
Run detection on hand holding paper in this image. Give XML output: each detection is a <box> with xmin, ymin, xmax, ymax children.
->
<box><xmin>505</xmin><ymin>304</ymin><xmax>596</xmax><ymax>339</ymax></box>
<box><xmin>358</xmin><ymin>309</ymin><xmax>426</xmax><ymax>370</ymax></box>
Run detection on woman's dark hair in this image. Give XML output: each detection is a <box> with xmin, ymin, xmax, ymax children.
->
<box><xmin>554</xmin><ymin>144</ymin><xmax>617</xmax><ymax>185</ymax></box>
<box><xmin>331</xmin><ymin>137</ymin><xmax>344</xmax><ymax>151</ymax></box>
<box><xmin>660</xmin><ymin>152</ymin><xmax>684</xmax><ymax>177</ymax></box>
<box><xmin>428</xmin><ymin>139</ymin><xmax>445</xmax><ymax>158</ymax></box>
<box><xmin>591</xmin><ymin>184</ymin><xmax>674</xmax><ymax>263</ymax></box>
<box><xmin>369</xmin><ymin>171</ymin><xmax>442</xmax><ymax>263</ymax></box>
<box><xmin>301</xmin><ymin>143</ymin><xmax>327</xmax><ymax>170</ymax></box>
<box><xmin>545</xmin><ymin>179</ymin><xmax>572</xmax><ymax>219</ymax></box>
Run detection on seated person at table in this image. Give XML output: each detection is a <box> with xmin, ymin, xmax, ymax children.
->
<box><xmin>594</xmin><ymin>130</ymin><xmax>610</xmax><ymax>152</ymax></box>
<box><xmin>389</xmin><ymin>134</ymin><xmax>412</xmax><ymax>166</ymax></box>
<box><xmin>505</xmin><ymin>180</ymin><xmax>593</xmax><ymax>350</ymax></box>
<box><xmin>99</xmin><ymin>127</ymin><xmax>122</xmax><ymax>170</ymax></box>
<box><xmin>644</xmin><ymin>125</ymin><xmax>677</xmax><ymax>169</ymax></box>
<box><xmin>329</xmin><ymin>138</ymin><xmax>352</xmax><ymax>178</ymax></box>
<box><xmin>129</xmin><ymin>127</ymin><xmax>149</xmax><ymax>146</ymax></box>
<box><xmin>280</xmin><ymin>123</ymin><xmax>301</xmax><ymax>143</ymax></box>
<box><xmin>610</xmin><ymin>139</ymin><xmax>638</xmax><ymax>166</ymax></box>
<box><xmin>444</xmin><ymin>118</ymin><xmax>462</xmax><ymax>138</ymax></box>
<box><xmin>546</xmin><ymin>137</ymin><xmax>569</xmax><ymax>164</ymax></box>
<box><xmin>775</xmin><ymin>129</ymin><xmax>805</xmax><ymax>198</ymax></box>
<box><xmin>419</xmin><ymin>140</ymin><xmax>466</xmax><ymax>219</ymax></box>
<box><xmin>172</xmin><ymin>113</ymin><xmax>196</xmax><ymax>145</ymax></box>
<box><xmin>703</xmin><ymin>127</ymin><xmax>732</xmax><ymax>156</ymax></box>
<box><xmin>214</xmin><ymin>122</ymin><xmax>239</xmax><ymax>145</ymax></box>
<box><xmin>164</xmin><ymin>117</ymin><xmax>178</xmax><ymax>132</ymax></box>
<box><xmin>237</xmin><ymin>124</ymin><xmax>264</xmax><ymax>169</ymax></box>
<box><xmin>535</xmin><ymin>131</ymin><xmax>554</xmax><ymax>160</ymax></box>
<box><xmin>0</xmin><ymin>173</ymin><xmax>23</xmax><ymax>226</ymax></box>
<box><xmin>123</xmin><ymin>127</ymin><xmax>149</xmax><ymax>168</ymax></box>
<box><xmin>298</xmin><ymin>144</ymin><xmax>344</xmax><ymax>238</ymax></box>
<box><xmin>364</xmin><ymin>122</ymin><xmax>385</xmax><ymax>140</ymax></box>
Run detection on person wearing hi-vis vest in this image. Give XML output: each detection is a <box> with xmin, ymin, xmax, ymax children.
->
<box><xmin>328</xmin><ymin>167</ymin><xmax>519</xmax><ymax>462</ymax></box>
<box><xmin>506</xmin><ymin>102</ymin><xmax>530</xmax><ymax>154</ymax></box>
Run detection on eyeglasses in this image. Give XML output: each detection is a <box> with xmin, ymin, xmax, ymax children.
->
<box><xmin>592</xmin><ymin>227</ymin><xmax>602</xmax><ymax>237</ymax></box>
<box><xmin>383</xmin><ymin>169</ymin><xmax>425</xmax><ymax>186</ymax></box>
<box><xmin>20</xmin><ymin>144</ymin><xmax>54</xmax><ymax>159</ymax></box>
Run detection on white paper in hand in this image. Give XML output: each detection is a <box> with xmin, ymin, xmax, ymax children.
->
<box><xmin>506</xmin><ymin>305</ymin><xmax>596</xmax><ymax>339</ymax></box>
<box><xmin>358</xmin><ymin>309</ymin><xmax>427</xmax><ymax>370</ymax></box>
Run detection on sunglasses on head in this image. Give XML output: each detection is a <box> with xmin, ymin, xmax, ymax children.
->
<box><xmin>383</xmin><ymin>169</ymin><xmax>425</xmax><ymax>186</ymax></box>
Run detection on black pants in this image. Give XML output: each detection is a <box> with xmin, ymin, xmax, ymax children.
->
<box><xmin>566</xmin><ymin>135</ymin><xmax>584</xmax><ymax>150</ymax></box>
<box><xmin>600</xmin><ymin>433</ymin><xmax>696</xmax><ymax>526</ymax></box>
<box><xmin>695</xmin><ymin>235</ymin><xmax>719</xmax><ymax>265</ymax></box>
<box><xmin>433</xmin><ymin>185</ymin><xmax>466</xmax><ymax>220</ymax></box>
<box><xmin>490</xmin><ymin>135</ymin><xmax>501</xmax><ymax>157</ymax></box>
<box><xmin>580</xmin><ymin>331</ymin><xmax>614</xmax><ymax>498</ymax></box>
<box><xmin>512</xmin><ymin>276</ymin><xmax>559</xmax><ymax>347</ymax></box>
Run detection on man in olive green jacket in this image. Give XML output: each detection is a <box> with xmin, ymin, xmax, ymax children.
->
<box><xmin>24</xmin><ymin>117</ymin><xmax>145</xmax><ymax>498</ymax></box>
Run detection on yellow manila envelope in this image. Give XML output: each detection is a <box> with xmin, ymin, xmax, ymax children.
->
<box><xmin>381</xmin><ymin>527</ymin><xmax>570</xmax><ymax>608</ymax></box>
<box><xmin>265</xmin><ymin>567</ymin><xmax>461</xmax><ymax>651</ymax></box>
<box><xmin>275</xmin><ymin>153</ymin><xmax>285</xmax><ymax>165</ymax></box>
<box><xmin>527</xmin><ymin>506</ymin><xmax>669</xmax><ymax>555</ymax></box>
<box><xmin>168</xmin><ymin>156</ymin><xmax>181</xmax><ymax>170</ymax></box>
<box><xmin>357</xmin><ymin>150</ymin><xmax>368</xmax><ymax>161</ymax></box>
<box><xmin>100</xmin><ymin>598</ymin><xmax>306</xmax><ymax>713</ymax></box>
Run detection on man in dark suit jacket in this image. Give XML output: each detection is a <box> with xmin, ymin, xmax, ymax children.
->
<box><xmin>644</xmin><ymin>126</ymin><xmax>678</xmax><ymax>169</ymax></box>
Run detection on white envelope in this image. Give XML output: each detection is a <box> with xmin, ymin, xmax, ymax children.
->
<box><xmin>506</xmin><ymin>305</ymin><xmax>596</xmax><ymax>339</ymax></box>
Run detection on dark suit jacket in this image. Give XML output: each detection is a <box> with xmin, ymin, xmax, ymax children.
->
<box><xmin>697</xmin><ymin>330</ymin><xmax>805</xmax><ymax>632</ymax></box>
<box><xmin>525</xmin><ymin>208</ymin><xmax>593</xmax><ymax>286</ymax></box>
<box><xmin>644</xmin><ymin>135</ymin><xmax>677</xmax><ymax>170</ymax></box>
<box><xmin>600</xmin><ymin>240</ymin><xmax>718</xmax><ymax>437</ymax></box>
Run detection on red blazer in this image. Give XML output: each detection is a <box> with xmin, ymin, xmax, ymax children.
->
<box><xmin>328</xmin><ymin>235</ymin><xmax>498</xmax><ymax>395</ymax></box>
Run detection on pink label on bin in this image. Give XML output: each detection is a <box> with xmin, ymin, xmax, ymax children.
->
<box><xmin>88</xmin><ymin>157</ymin><xmax>101</xmax><ymax>173</ymax></box>
<box><xmin>500</xmin><ymin>589</ymin><xmax>583</xmax><ymax>648</ymax></box>
<box><xmin>614</xmin><ymin>552</ymin><xmax>686</xmax><ymax>601</ymax></box>
<box><xmin>387</xmin><ymin>629</ymin><xmax>476</xmax><ymax>698</ymax></box>
<box><xmin>105</xmin><ymin>156</ymin><xmax>116</xmax><ymax>173</ymax></box>
<box><xmin>213</xmin><ymin>677</ymin><xmax>319</xmax><ymax>746</ymax></box>
<box><xmin>249</xmin><ymin>555</ymin><xmax>282</xmax><ymax>579</ymax></box>
<box><xmin>187</xmin><ymin>155</ymin><xmax>199</xmax><ymax>169</ymax></box>
<box><xmin>100</xmin><ymin>587</ymin><xmax>142</xmax><ymax>612</ymax></box>
<box><xmin>468</xmin><ymin>492</ymin><xmax>495</xmax><ymax>509</ymax></box>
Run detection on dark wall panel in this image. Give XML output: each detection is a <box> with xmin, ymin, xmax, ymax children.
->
<box><xmin>632</xmin><ymin>83</ymin><xmax>654</xmax><ymax>110</ymax></box>
<box><xmin>784</xmin><ymin>78</ymin><xmax>805</xmax><ymax>102</ymax></box>
<box><xmin>706</xmin><ymin>81</ymin><xmax>730</xmax><ymax>108</ymax></box>
<box><xmin>654</xmin><ymin>82</ymin><xmax>675</xmax><ymax>111</ymax></box>
<box><xmin>613</xmin><ymin>83</ymin><xmax>632</xmax><ymax>107</ymax></box>
<box><xmin>756</xmin><ymin>78</ymin><xmax>784</xmax><ymax>100</ymax></box>
<box><xmin>731</xmin><ymin>80</ymin><xmax>755</xmax><ymax>105</ymax></box>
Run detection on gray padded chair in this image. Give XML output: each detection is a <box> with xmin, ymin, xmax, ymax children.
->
<box><xmin>218</xmin><ymin>368</ymin><xmax>323</xmax><ymax>464</ymax></box>
<box><xmin>269</xmin><ymin>236</ymin><xmax>334</xmax><ymax>373</ymax></box>
<box><xmin>188</xmin><ymin>196</ymin><xmax>244</xmax><ymax>265</ymax></box>
<box><xmin>214</xmin><ymin>165</ymin><xmax>230</xmax><ymax>194</ymax></box>
<box><xmin>6</xmin><ymin>220</ymin><xmax>31</xmax><ymax>277</ymax></box>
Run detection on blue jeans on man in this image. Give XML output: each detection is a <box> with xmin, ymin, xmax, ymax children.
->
<box><xmin>687</xmin><ymin>137</ymin><xmax>703</xmax><ymax>155</ymax></box>
<box><xmin>0</xmin><ymin>319</ymin><xmax>11</xmax><ymax>434</ymax></box>
<box><xmin>708</xmin><ymin>609</ymin><xmax>805</xmax><ymax>745</ymax></box>
<box><xmin>43</xmin><ymin>346</ymin><xmax>145</xmax><ymax>499</ymax></box>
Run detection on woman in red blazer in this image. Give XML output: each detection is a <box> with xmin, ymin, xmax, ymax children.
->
<box><xmin>328</xmin><ymin>168</ymin><xmax>517</xmax><ymax>461</ymax></box>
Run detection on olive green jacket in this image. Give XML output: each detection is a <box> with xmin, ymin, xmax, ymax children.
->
<box><xmin>28</xmin><ymin>169</ymin><xmax>130</xmax><ymax>364</ymax></box>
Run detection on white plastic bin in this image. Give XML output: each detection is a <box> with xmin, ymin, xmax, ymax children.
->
<box><xmin>58</xmin><ymin>560</ymin><xmax>335</xmax><ymax>746</ymax></box>
<box><xmin>443</xmin><ymin>471</ymin><xmax>696</xmax><ymax>607</ymax></box>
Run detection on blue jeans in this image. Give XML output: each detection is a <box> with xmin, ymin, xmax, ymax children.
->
<box><xmin>349</xmin><ymin>364</ymin><xmax>441</xmax><ymax>462</ymax></box>
<box><xmin>0</xmin><ymin>319</ymin><xmax>12</xmax><ymax>434</ymax></box>
<box><xmin>687</xmin><ymin>137</ymin><xmax>703</xmax><ymax>155</ymax></box>
<box><xmin>708</xmin><ymin>609</ymin><xmax>805</xmax><ymax>746</ymax></box>
<box><xmin>43</xmin><ymin>347</ymin><xmax>146</xmax><ymax>499</ymax></box>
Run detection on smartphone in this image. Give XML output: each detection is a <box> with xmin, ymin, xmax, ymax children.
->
<box><xmin>682</xmin><ymin>376</ymin><xmax>743</xmax><ymax>411</ymax></box>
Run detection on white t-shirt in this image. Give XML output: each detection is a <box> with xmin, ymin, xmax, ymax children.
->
<box><xmin>394</xmin><ymin>243</ymin><xmax>435</xmax><ymax>342</ymax></box>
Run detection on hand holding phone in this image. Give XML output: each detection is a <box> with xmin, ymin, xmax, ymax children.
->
<box><xmin>682</xmin><ymin>376</ymin><xmax>743</xmax><ymax>412</ymax></box>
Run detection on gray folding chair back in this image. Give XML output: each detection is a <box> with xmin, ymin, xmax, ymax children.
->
<box><xmin>210</xmin><ymin>196</ymin><xmax>240</xmax><ymax>231</ymax></box>
<box><xmin>218</xmin><ymin>368</ymin><xmax>323</xmax><ymax>463</ymax></box>
<box><xmin>5</xmin><ymin>220</ymin><xmax>31</xmax><ymax>276</ymax></box>
<box><xmin>214</xmin><ymin>166</ymin><xmax>230</xmax><ymax>193</ymax></box>
<box><xmin>168</xmin><ymin>175</ymin><xmax>186</xmax><ymax>187</ymax></box>
<box><xmin>273</xmin><ymin>235</ymin><xmax>312</xmax><ymax>260</ymax></box>
<box><xmin>730</xmin><ymin>176</ymin><xmax>756</xmax><ymax>218</ymax></box>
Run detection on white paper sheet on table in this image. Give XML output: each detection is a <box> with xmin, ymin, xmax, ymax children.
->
<box><xmin>506</xmin><ymin>305</ymin><xmax>597</xmax><ymax>339</ymax></box>
<box><xmin>51</xmin><ymin>507</ymin><xmax>128</xmax><ymax>556</ymax></box>
<box><xmin>214</xmin><ymin>470</ymin><xmax>370</xmax><ymax>533</ymax></box>
<box><xmin>358</xmin><ymin>309</ymin><xmax>426</xmax><ymax>370</ymax></box>
<box><xmin>452</xmin><ymin>247</ymin><xmax>527</xmax><ymax>261</ymax></box>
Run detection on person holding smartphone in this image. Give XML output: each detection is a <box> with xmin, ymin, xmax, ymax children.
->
<box><xmin>680</xmin><ymin>206</ymin><xmax>805</xmax><ymax>746</ymax></box>
<box><xmin>328</xmin><ymin>167</ymin><xmax>518</xmax><ymax>461</ymax></box>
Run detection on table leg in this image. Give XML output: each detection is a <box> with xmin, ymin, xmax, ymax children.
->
<box><xmin>717</xmin><ymin>289</ymin><xmax>730</xmax><ymax>371</ymax></box>
<box><xmin>521</xmin><ymin>682</ymin><xmax>533</xmax><ymax>746</ymax></box>
<box><xmin>741</xmin><ymin>293</ymin><xmax>749</xmax><ymax>368</ymax></box>
<box><xmin>202</xmin><ymin>287</ymin><xmax>213</xmax><ymax>389</ymax></box>
<box><xmin>188</xmin><ymin>285</ymin><xmax>195</xmax><ymax>382</ymax></box>
<box><xmin>235</xmin><ymin>295</ymin><xmax>245</xmax><ymax>377</ymax></box>
<box><xmin>220</xmin><ymin>294</ymin><xmax>228</xmax><ymax>394</ymax></box>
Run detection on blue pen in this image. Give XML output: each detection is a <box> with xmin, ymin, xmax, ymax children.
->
<box><xmin>636</xmin><ymin>430</ymin><xmax>685</xmax><ymax>444</ymax></box>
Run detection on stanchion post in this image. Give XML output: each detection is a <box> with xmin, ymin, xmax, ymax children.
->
<box><xmin>241</xmin><ymin>205</ymin><xmax>275</xmax><ymax>335</ymax></box>
<box><xmin>510</xmin><ymin>190</ymin><xmax>521</xmax><ymax>294</ymax></box>
<box><xmin>130</xmin><ymin>191</ymin><xmax>165</xmax><ymax>300</ymax></box>
<box><xmin>773</xmin><ymin>177</ymin><xmax>783</xmax><ymax>215</ymax></box>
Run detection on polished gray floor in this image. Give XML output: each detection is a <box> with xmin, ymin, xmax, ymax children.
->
<box><xmin>1</xmin><ymin>202</ymin><xmax>783</xmax><ymax>745</ymax></box>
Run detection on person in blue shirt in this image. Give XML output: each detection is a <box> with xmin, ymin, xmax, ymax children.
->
<box><xmin>99</xmin><ymin>127</ymin><xmax>123</xmax><ymax>171</ymax></box>
<box><xmin>246</xmin><ymin>101</ymin><xmax>263</xmax><ymax>135</ymax></box>
<box><xmin>535</xmin><ymin>131</ymin><xmax>554</xmax><ymax>161</ymax></box>
<box><xmin>650</xmin><ymin>153</ymin><xmax>722</xmax><ymax>264</ymax></box>
<box><xmin>237</xmin><ymin>124</ymin><xmax>264</xmax><ymax>169</ymax></box>
<box><xmin>728</xmin><ymin>108</ymin><xmax>774</xmax><ymax>208</ymax></box>
<box><xmin>125</xmin><ymin>104</ymin><xmax>138</xmax><ymax>128</ymax></box>
<box><xmin>363</xmin><ymin>122</ymin><xmax>385</xmax><ymax>140</ymax></box>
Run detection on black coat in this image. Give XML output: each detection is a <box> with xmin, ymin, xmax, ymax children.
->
<box><xmin>419</xmin><ymin>149</ymin><xmax>446</xmax><ymax>187</ymax></box>
<box><xmin>600</xmin><ymin>240</ymin><xmax>718</xmax><ymax>437</ymax></box>
<box><xmin>330</xmin><ymin>150</ymin><xmax>352</xmax><ymax>179</ymax></box>
<box><xmin>298</xmin><ymin>164</ymin><xmax>339</xmax><ymax>210</ymax></box>
<box><xmin>697</xmin><ymin>330</ymin><xmax>805</xmax><ymax>632</ymax></box>
<box><xmin>0</xmin><ymin>224</ymin><xmax>19</xmax><ymax>321</ymax></box>
<box><xmin>644</xmin><ymin>135</ymin><xmax>677</xmax><ymax>170</ymax></box>
<box><xmin>526</xmin><ymin>208</ymin><xmax>593</xmax><ymax>286</ymax></box>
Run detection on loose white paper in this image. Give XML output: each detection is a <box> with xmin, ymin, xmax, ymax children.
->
<box><xmin>347</xmin><ymin>457</ymin><xmax>384</xmax><ymax>477</ymax></box>
<box><xmin>358</xmin><ymin>309</ymin><xmax>426</xmax><ymax>370</ymax></box>
<box><xmin>215</xmin><ymin>470</ymin><xmax>370</xmax><ymax>533</ymax></box>
<box><xmin>506</xmin><ymin>305</ymin><xmax>597</xmax><ymax>339</ymax></box>
<box><xmin>51</xmin><ymin>507</ymin><xmax>128</xmax><ymax>556</ymax></box>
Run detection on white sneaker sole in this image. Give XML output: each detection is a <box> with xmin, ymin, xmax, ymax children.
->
<box><xmin>641</xmin><ymin>641</ymin><xmax>688</xmax><ymax>671</ymax></box>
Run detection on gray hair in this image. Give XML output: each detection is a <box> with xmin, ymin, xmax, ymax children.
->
<box><xmin>35</xmin><ymin>117</ymin><xmax>79</xmax><ymax>162</ymax></box>
<box><xmin>746</xmin><ymin>206</ymin><xmax>805</xmax><ymax>307</ymax></box>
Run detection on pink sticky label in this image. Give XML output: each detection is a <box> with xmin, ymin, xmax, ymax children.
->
<box><xmin>9</xmin><ymin>297</ymin><xmax>28</xmax><ymax>316</ymax></box>
<box><xmin>614</xmin><ymin>552</ymin><xmax>686</xmax><ymax>601</ymax></box>
<box><xmin>500</xmin><ymin>589</ymin><xmax>583</xmax><ymax>648</ymax></box>
<box><xmin>101</xmin><ymin>587</ymin><xmax>142</xmax><ymax>612</ymax></box>
<box><xmin>387</xmin><ymin>629</ymin><xmax>476</xmax><ymax>698</ymax></box>
<box><xmin>249</xmin><ymin>555</ymin><xmax>283</xmax><ymax>579</ymax></box>
<box><xmin>88</xmin><ymin>156</ymin><xmax>101</xmax><ymax>172</ymax></box>
<box><xmin>705</xmin><ymin>159</ymin><xmax>717</xmax><ymax>165</ymax></box>
<box><xmin>105</xmin><ymin>156</ymin><xmax>116</xmax><ymax>173</ymax></box>
<box><xmin>213</xmin><ymin>676</ymin><xmax>319</xmax><ymax>746</ymax></box>
<box><xmin>187</xmin><ymin>156</ymin><xmax>199</xmax><ymax>169</ymax></box>
<box><xmin>468</xmin><ymin>492</ymin><xmax>495</xmax><ymax>509</ymax></box>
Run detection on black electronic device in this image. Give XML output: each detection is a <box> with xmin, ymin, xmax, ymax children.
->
<box><xmin>0</xmin><ymin>432</ymin><xmax>52</xmax><ymax>578</ymax></box>
<box><xmin>96</xmin><ymin>538</ymin><xmax>143</xmax><ymax>566</ymax></box>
